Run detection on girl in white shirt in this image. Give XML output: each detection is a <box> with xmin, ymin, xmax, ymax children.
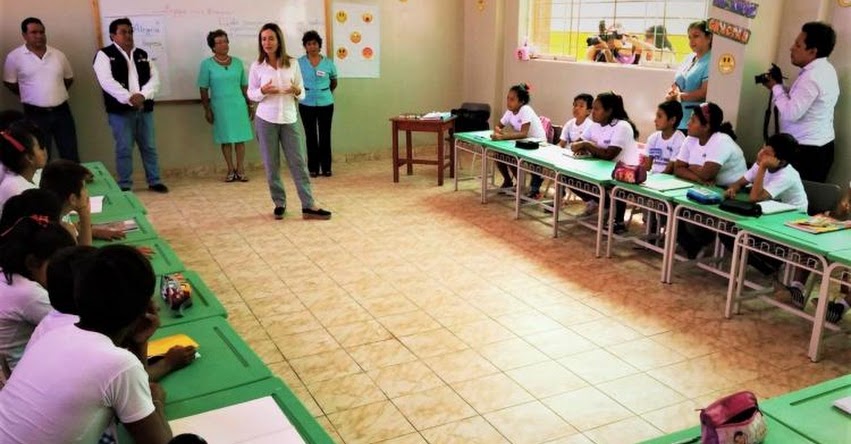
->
<box><xmin>490</xmin><ymin>83</ymin><xmax>546</xmax><ymax>190</ymax></box>
<box><xmin>570</xmin><ymin>92</ymin><xmax>640</xmax><ymax>233</ymax></box>
<box><xmin>0</xmin><ymin>216</ymin><xmax>75</xmax><ymax>369</ymax></box>
<box><xmin>673</xmin><ymin>102</ymin><xmax>746</xmax><ymax>187</ymax></box>
<box><xmin>248</xmin><ymin>23</ymin><xmax>331</xmax><ymax>221</ymax></box>
<box><xmin>642</xmin><ymin>100</ymin><xmax>686</xmax><ymax>174</ymax></box>
<box><xmin>0</xmin><ymin>121</ymin><xmax>48</xmax><ymax>220</ymax></box>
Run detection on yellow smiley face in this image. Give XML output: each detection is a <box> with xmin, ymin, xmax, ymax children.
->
<box><xmin>350</xmin><ymin>31</ymin><xmax>362</xmax><ymax>44</ymax></box>
<box><xmin>336</xmin><ymin>47</ymin><xmax>348</xmax><ymax>59</ymax></box>
<box><xmin>362</xmin><ymin>13</ymin><xmax>374</xmax><ymax>24</ymax></box>
<box><xmin>336</xmin><ymin>10</ymin><xmax>348</xmax><ymax>23</ymax></box>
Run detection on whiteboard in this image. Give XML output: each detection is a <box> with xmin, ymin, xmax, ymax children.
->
<box><xmin>94</xmin><ymin>0</ymin><xmax>328</xmax><ymax>101</ymax></box>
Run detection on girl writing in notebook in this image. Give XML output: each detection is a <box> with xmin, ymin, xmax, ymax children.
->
<box><xmin>490</xmin><ymin>83</ymin><xmax>546</xmax><ymax>191</ymax></box>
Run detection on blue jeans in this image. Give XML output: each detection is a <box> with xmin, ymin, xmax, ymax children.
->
<box><xmin>107</xmin><ymin>111</ymin><xmax>162</xmax><ymax>188</ymax></box>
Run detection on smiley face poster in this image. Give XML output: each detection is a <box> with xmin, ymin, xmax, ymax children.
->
<box><xmin>332</xmin><ymin>2</ymin><xmax>380</xmax><ymax>77</ymax></box>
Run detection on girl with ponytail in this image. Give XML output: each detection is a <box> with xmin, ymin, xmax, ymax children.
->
<box><xmin>491</xmin><ymin>83</ymin><xmax>547</xmax><ymax>191</ymax></box>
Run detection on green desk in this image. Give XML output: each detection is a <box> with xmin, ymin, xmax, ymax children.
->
<box><xmin>668</xmin><ymin>192</ymin><xmax>758</xmax><ymax>285</ymax></box>
<box><xmin>124</xmin><ymin>239</ymin><xmax>185</xmax><ymax>275</ymax></box>
<box><xmin>760</xmin><ymin>374</ymin><xmax>851</xmax><ymax>444</ymax></box>
<box><xmin>155</xmin><ymin>270</ymin><xmax>227</xmax><ymax>328</ymax></box>
<box><xmin>92</xmin><ymin>191</ymin><xmax>147</xmax><ymax>218</ymax></box>
<box><xmin>728</xmin><ymin>212</ymin><xmax>851</xmax><ymax>361</ymax></box>
<box><xmin>82</xmin><ymin>161</ymin><xmax>121</xmax><ymax>195</ymax></box>
<box><xmin>608</xmin><ymin>175</ymin><xmax>692</xmax><ymax>283</ymax></box>
<box><xmin>164</xmin><ymin>378</ymin><xmax>334</xmax><ymax>444</ymax></box>
<box><xmin>119</xmin><ymin>378</ymin><xmax>334</xmax><ymax>444</ymax></box>
<box><xmin>91</xmin><ymin>213</ymin><xmax>159</xmax><ymax>246</ymax></box>
<box><xmin>153</xmin><ymin>317</ymin><xmax>271</xmax><ymax>404</ymax></box>
<box><xmin>638</xmin><ymin>415</ymin><xmax>818</xmax><ymax>443</ymax></box>
<box><xmin>552</xmin><ymin>157</ymin><xmax>614</xmax><ymax>257</ymax></box>
<box><xmin>516</xmin><ymin>144</ymin><xmax>562</xmax><ymax>220</ymax></box>
<box><xmin>481</xmin><ymin>138</ymin><xmax>528</xmax><ymax>204</ymax></box>
<box><xmin>454</xmin><ymin>131</ymin><xmax>492</xmax><ymax>202</ymax></box>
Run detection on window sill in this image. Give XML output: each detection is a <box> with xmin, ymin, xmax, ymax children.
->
<box><xmin>526</xmin><ymin>55</ymin><xmax>677</xmax><ymax>71</ymax></box>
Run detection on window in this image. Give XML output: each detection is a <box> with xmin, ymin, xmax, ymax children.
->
<box><xmin>527</xmin><ymin>0</ymin><xmax>710</xmax><ymax>67</ymax></box>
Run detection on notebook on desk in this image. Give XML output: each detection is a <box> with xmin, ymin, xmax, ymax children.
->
<box><xmin>562</xmin><ymin>149</ymin><xmax>592</xmax><ymax>159</ymax></box>
<box><xmin>641</xmin><ymin>176</ymin><xmax>693</xmax><ymax>192</ymax></box>
<box><xmin>169</xmin><ymin>396</ymin><xmax>306</xmax><ymax>443</ymax></box>
<box><xmin>757</xmin><ymin>200</ymin><xmax>798</xmax><ymax>215</ymax></box>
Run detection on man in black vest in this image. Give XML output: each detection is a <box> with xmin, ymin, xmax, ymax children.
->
<box><xmin>93</xmin><ymin>18</ymin><xmax>168</xmax><ymax>193</ymax></box>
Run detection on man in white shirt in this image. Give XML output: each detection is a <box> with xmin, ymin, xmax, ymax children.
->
<box><xmin>0</xmin><ymin>245</ymin><xmax>172</xmax><ymax>444</ymax></box>
<box><xmin>763</xmin><ymin>22</ymin><xmax>839</xmax><ymax>183</ymax></box>
<box><xmin>93</xmin><ymin>18</ymin><xmax>168</xmax><ymax>193</ymax></box>
<box><xmin>3</xmin><ymin>17</ymin><xmax>80</xmax><ymax>162</ymax></box>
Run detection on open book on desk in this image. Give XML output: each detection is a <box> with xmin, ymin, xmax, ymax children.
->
<box><xmin>785</xmin><ymin>215</ymin><xmax>851</xmax><ymax>234</ymax></box>
<box><xmin>169</xmin><ymin>396</ymin><xmax>306</xmax><ymax>443</ymax></box>
<box><xmin>93</xmin><ymin>219</ymin><xmax>139</xmax><ymax>233</ymax></box>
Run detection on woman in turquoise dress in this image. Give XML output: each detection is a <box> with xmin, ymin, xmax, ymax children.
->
<box><xmin>198</xmin><ymin>29</ymin><xmax>253</xmax><ymax>182</ymax></box>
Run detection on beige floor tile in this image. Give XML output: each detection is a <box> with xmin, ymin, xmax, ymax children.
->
<box><xmin>267</xmin><ymin>361</ymin><xmax>300</xmax><ymax>385</ymax></box>
<box><xmin>640</xmin><ymin>399</ymin><xmax>702</xmax><ymax>433</ymax></box>
<box><xmin>399</xmin><ymin>328</ymin><xmax>469</xmax><ymax>359</ymax></box>
<box><xmin>378</xmin><ymin>433</ymin><xmax>428</xmax><ymax>443</ymax></box>
<box><xmin>328</xmin><ymin>400</ymin><xmax>416</xmax><ymax>444</ymax></box>
<box><xmin>263</xmin><ymin>310</ymin><xmax>324</xmax><ymax>338</ymax></box>
<box><xmin>582</xmin><ymin>416</ymin><xmax>662</xmax><ymax>444</ymax></box>
<box><xmin>424</xmin><ymin>349</ymin><xmax>500</xmax><ymax>384</ymax></box>
<box><xmin>368</xmin><ymin>361</ymin><xmax>445</xmax><ymax>398</ymax></box>
<box><xmin>542</xmin><ymin>434</ymin><xmax>594</xmax><ymax>444</ymax></box>
<box><xmin>359</xmin><ymin>295</ymin><xmax>419</xmax><ymax>318</ymax></box>
<box><xmin>542</xmin><ymin>387</ymin><xmax>633</xmax><ymax>431</ymax></box>
<box><xmin>421</xmin><ymin>416</ymin><xmax>509</xmax><ymax>444</ymax></box>
<box><xmin>272</xmin><ymin>328</ymin><xmax>340</xmax><ymax>360</ymax></box>
<box><xmin>524</xmin><ymin>328</ymin><xmax>599</xmax><ymax>359</ymax></box>
<box><xmin>607</xmin><ymin>337</ymin><xmax>687</xmax><ymax>371</ymax></box>
<box><xmin>557</xmin><ymin>349</ymin><xmax>640</xmax><ymax>385</ymax></box>
<box><xmin>452</xmin><ymin>373</ymin><xmax>534</xmax><ymax>414</ymax></box>
<box><xmin>496</xmin><ymin>311</ymin><xmax>565</xmax><ymax>337</ymax></box>
<box><xmin>448</xmin><ymin>318</ymin><xmax>518</xmax><ymax>348</ymax></box>
<box><xmin>327</xmin><ymin>319</ymin><xmax>393</xmax><ymax>348</ymax></box>
<box><xmin>247</xmin><ymin>338</ymin><xmax>285</xmax><ymax>365</ymax></box>
<box><xmin>314</xmin><ymin>416</ymin><xmax>345</xmax><ymax>443</ymax></box>
<box><xmin>378</xmin><ymin>310</ymin><xmax>443</xmax><ymax>337</ymax></box>
<box><xmin>649</xmin><ymin>330</ymin><xmax>720</xmax><ymax>359</ymax></box>
<box><xmin>569</xmin><ymin>318</ymin><xmax>643</xmax><ymax>347</ymax></box>
<box><xmin>309</xmin><ymin>298</ymin><xmax>374</xmax><ymax>328</ymax></box>
<box><xmin>308</xmin><ymin>372</ymin><xmax>388</xmax><ymax>414</ymax></box>
<box><xmin>484</xmin><ymin>401</ymin><xmax>578</xmax><ymax>444</ymax></box>
<box><xmin>290</xmin><ymin>349</ymin><xmax>362</xmax><ymax>384</ymax></box>
<box><xmin>348</xmin><ymin>339</ymin><xmax>418</xmax><ymax>371</ymax></box>
<box><xmin>477</xmin><ymin>338</ymin><xmax>550</xmax><ymax>371</ymax></box>
<box><xmin>290</xmin><ymin>382</ymin><xmax>324</xmax><ymax>417</ymax></box>
<box><xmin>647</xmin><ymin>354</ymin><xmax>759</xmax><ymax>399</ymax></box>
<box><xmin>393</xmin><ymin>386</ymin><xmax>476</xmax><ymax>430</ymax></box>
<box><xmin>506</xmin><ymin>361</ymin><xmax>588</xmax><ymax>399</ymax></box>
<box><xmin>596</xmin><ymin>373</ymin><xmax>686</xmax><ymax>414</ymax></box>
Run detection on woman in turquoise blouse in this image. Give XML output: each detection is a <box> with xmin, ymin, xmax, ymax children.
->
<box><xmin>198</xmin><ymin>29</ymin><xmax>254</xmax><ymax>182</ymax></box>
<box><xmin>666</xmin><ymin>20</ymin><xmax>712</xmax><ymax>132</ymax></box>
<box><xmin>297</xmin><ymin>30</ymin><xmax>338</xmax><ymax>177</ymax></box>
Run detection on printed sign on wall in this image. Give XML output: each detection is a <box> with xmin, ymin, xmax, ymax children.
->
<box><xmin>712</xmin><ymin>0</ymin><xmax>759</xmax><ymax>19</ymax></box>
<box><xmin>708</xmin><ymin>17</ymin><xmax>751</xmax><ymax>45</ymax></box>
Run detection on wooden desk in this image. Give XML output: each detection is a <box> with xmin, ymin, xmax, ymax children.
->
<box><xmin>390</xmin><ymin>116</ymin><xmax>456</xmax><ymax>186</ymax></box>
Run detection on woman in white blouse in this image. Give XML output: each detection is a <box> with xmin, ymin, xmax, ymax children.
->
<box><xmin>248</xmin><ymin>23</ymin><xmax>331</xmax><ymax>220</ymax></box>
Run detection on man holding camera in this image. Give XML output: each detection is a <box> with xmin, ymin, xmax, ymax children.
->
<box><xmin>761</xmin><ymin>22</ymin><xmax>838</xmax><ymax>183</ymax></box>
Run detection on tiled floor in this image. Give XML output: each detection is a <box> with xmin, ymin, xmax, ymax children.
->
<box><xmin>137</xmin><ymin>156</ymin><xmax>851</xmax><ymax>444</ymax></box>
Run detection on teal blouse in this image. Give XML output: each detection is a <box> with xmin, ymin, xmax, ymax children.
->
<box><xmin>297</xmin><ymin>55</ymin><xmax>337</xmax><ymax>107</ymax></box>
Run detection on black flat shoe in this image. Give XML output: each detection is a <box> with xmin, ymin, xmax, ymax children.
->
<box><xmin>323</xmin><ymin>171</ymin><xmax>332</xmax><ymax>177</ymax></box>
<box><xmin>274</xmin><ymin>206</ymin><xmax>286</xmax><ymax>220</ymax></box>
<box><xmin>148</xmin><ymin>183</ymin><xmax>169</xmax><ymax>193</ymax></box>
<box><xmin>309</xmin><ymin>172</ymin><xmax>319</xmax><ymax>178</ymax></box>
<box><xmin>302</xmin><ymin>208</ymin><xmax>331</xmax><ymax>220</ymax></box>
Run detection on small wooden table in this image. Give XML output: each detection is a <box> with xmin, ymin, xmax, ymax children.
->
<box><xmin>390</xmin><ymin>115</ymin><xmax>456</xmax><ymax>186</ymax></box>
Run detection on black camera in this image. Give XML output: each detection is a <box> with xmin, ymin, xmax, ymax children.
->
<box><xmin>755</xmin><ymin>63</ymin><xmax>783</xmax><ymax>85</ymax></box>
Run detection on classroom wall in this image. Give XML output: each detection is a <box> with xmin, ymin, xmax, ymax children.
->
<box><xmin>0</xmin><ymin>0</ymin><xmax>465</xmax><ymax>173</ymax></box>
<box><xmin>499</xmin><ymin>0</ymin><xmax>676</xmax><ymax>142</ymax></box>
<box><xmin>463</xmin><ymin>0</ymin><xmax>505</xmax><ymax>121</ymax></box>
